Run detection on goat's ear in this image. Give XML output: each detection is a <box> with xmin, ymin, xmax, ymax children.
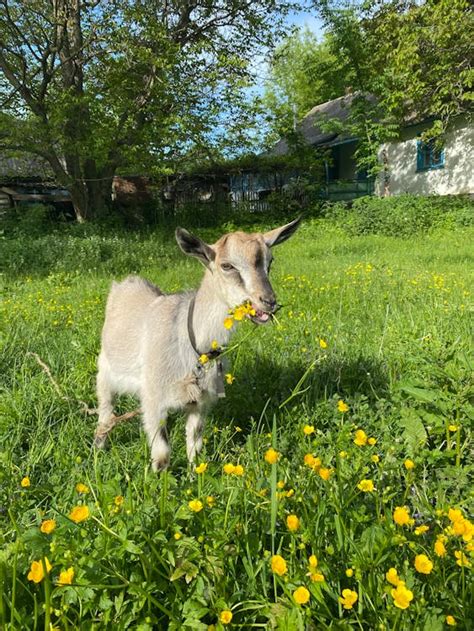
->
<box><xmin>263</xmin><ymin>216</ymin><xmax>302</xmax><ymax>247</ymax></box>
<box><xmin>175</xmin><ymin>228</ymin><xmax>216</xmax><ymax>267</ymax></box>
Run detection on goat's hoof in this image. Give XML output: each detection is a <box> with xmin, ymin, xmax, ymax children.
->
<box><xmin>151</xmin><ymin>458</ymin><xmax>170</xmax><ymax>472</ymax></box>
<box><xmin>93</xmin><ymin>433</ymin><xmax>108</xmax><ymax>449</ymax></box>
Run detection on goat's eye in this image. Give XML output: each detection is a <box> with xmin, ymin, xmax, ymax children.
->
<box><xmin>221</xmin><ymin>262</ymin><xmax>235</xmax><ymax>272</ymax></box>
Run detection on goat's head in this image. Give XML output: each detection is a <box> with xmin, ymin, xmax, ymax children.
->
<box><xmin>175</xmin><ymin>217</ymin><xmax>301</xmax><ymax>323</ymax></box>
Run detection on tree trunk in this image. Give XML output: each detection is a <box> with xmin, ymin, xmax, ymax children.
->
<box><xmin>68</xmin><ymin>174</ymin><xmax>114</xmax><ymax>222</ymax></box>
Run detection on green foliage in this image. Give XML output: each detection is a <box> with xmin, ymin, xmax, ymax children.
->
<box><xmin>0</xmin><ymin>214</ymin><xmax>473</xmax><ymax>628</ymax></box>
<box><xmin>324</xmin><ymin>194</ymin><xmax>474</xmax><ymax>237</ymax></box>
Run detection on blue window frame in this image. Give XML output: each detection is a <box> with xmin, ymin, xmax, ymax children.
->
<box><xmin>416</xmin><ymin>138</ymin><xmax>445</xmax><ymax>171</ymax></box>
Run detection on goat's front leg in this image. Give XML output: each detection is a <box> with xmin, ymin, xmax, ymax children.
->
<box><xmin>142</xmin><ymin>396</ymin><xmax>170</xmax><ymax>471</ymax></box>
<box><xmin>185</xmin><ymin>404</ymin><xmax>205</xmax><ymax>463</ymax></box>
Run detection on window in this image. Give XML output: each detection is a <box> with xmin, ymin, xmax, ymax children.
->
<box><xmin>416</xmin><ymin>138</ymin><xmax>445</xmax><ymax>171</ymax></box>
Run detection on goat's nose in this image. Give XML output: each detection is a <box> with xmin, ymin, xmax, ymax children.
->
<box><xmin>260</xmin><ymin>295</ymin><xmax>277</xmax><ymax>311</ymax></box>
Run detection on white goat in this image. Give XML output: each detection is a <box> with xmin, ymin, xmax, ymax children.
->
<box><xmin>94</xmin><ymin>217</ymin><xmax>301</xmax><ymax>470</ymax></box>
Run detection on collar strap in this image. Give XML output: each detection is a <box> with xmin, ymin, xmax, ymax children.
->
<box><xmin>187</xmin><ymin>295</ymin><xmax>225</xmax><ymax>360</ymax></box>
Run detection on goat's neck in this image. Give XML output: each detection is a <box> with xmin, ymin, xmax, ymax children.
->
<box><xmin>192</xmin><ymin>269</ymin><xmax>232</xmax><ymax>352</ymax></box>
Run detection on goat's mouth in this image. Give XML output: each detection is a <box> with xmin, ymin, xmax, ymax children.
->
<box><xmin>248</xmin><ymin>304</ymin><xmax>272</xmax><ymax>325</ymax></box>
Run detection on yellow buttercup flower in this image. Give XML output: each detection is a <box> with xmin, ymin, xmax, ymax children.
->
<box><xmin>354</xmin><ymin>429</ymin><xmax>368</xmax><ymax>446</ymax></box>
<box><xmin>40</xmin><ymin>519</ymin><xmax>56</xmax><ymax>534</ymax></box>
<box><xmin>69</xmin><ymin>505</ymin><xmax>90</xmax><ymax>523</ymax></box>
<box><xmin>448</xmin><ymin>425</ymin><xmax>459</xmax><ymax>432</ymax></box>
<box><xmin>75</xmin><ymin>483</ymin><xmax>89</xmax><ymax>494</ymax></box>
<box><xmin>371</xmin><ymin>454</ymin><xmax>380</xmax><ymax>463</ymax></box>
<box><xmin>271</xmin><ymin>554</ymin><xmax>287</xmax><ymax>576</ymax></box>
<box><xmin>357</xmin><ymin>479</ymin><xmax>375</xmax><ymax>492</ymax></box>
<box><xmin>223</xmin><ymin>463</ymin><xmax>235</xmax><ymax>475</ymax></box>
<box><xmin>308</xmin><ymin>555</ymin><xmax>318</xmax><ymax>568</ymax></box>
<box><xmin>345</xmin><ymin>568</ymin><xmax>354</xmax><ymax>577</ymax></box>
<box><xmin>174</xmin><ymin>532</ymin><xmax>182</xmax><ymax>540</ymax></box>
<box><xmin>448</xmin><ymin>508</ymin><xmax>463</xmax><ymax>523</ymax></box>
<box><xmin>391</xmin><ymin>583</ymin><xmax>413</xmax><ymax>609</ymax></box>
<box><xmin>452</xmin><ymin>517</ymin><xmax>473</xmax><ymax>541</ymax></box>
<box><xmin>434</xmin><ymin>538</ymin><xmax>447</xmax><ymax>557</ymax></box>
<box><xmin>386</xmin><ymin>567</ymin><xmax>401</xmax><ymax>586</ymax></box>
<box><xmin>319</xmin><ymin>338</ymin><xmax>328</xmax><ymax>349</ymax></box>
<box><xmin>211</xmin><ymin>340</ymin><xmax>219</xmax><ymax>350</ymax></box>
<box><xmin>27</xmin><ymin>558</ymin><xmax>52</xmax><ymax>583</ymax></box>
<box><xmin>114</xmin><ymin>495</ymin><xmax>124</xmax><ymax>506</ymax></box>
<box><xmin>21</xmin><ymin>477</ymin><xmax>31</xmax><ymax>488</ymax></box>
<box><xmin>404</xmin><ymin>459</ymin><xmax>415</xmax><ymax>470</ymax></box>
<box><xmin>225</xmin><ymin>373</ymin><xmax>235</xmax><ymax>384</ymax></box>
<box><xmin>454</xmin><ymin>550</ymin><xmax>471</xmax><ymax>567</ymax></box>
<box><xmin>368</xmin><ymin>437</ymin><xmax>377</xmax><ymax>446</ymax></box>
<box><xmin>188</xmin><ymin>499</ymin><xmax>203</xmax><ymax>512</ymax></box>
<box><xmin>303</xmin><ymin>424</ymin><xmax>315</xmax><ymax>435</ymax></box>
<box><xmin>219</xmin><ymin>610</ymin><xmax>233</xmax><ymax>624</ymax></box>
<box><xmin>309</xmin><ymin>571</ymin><xmax>325</xmax><ymax>582</ymax></box>
<box><xmin>286</xmin><ymin>514</ymin><xmax>300</xmax><ymax>532</ymax></box>
<box><xmin>414</xmin><ymin>525</ymin><xmax>429</xmax><ymax>536</ymax></box>
<box><xmin>293</xmin><ymin>586</ymin><xmax>310</xmax><ymax>605</ymax></box>
<box><xmin>337</xmin><ymin>400</ymin><xmax>349</xmax><ymax>413</ymax></box>
<box><xmin>223</xmin><ymin>317</ymin><xmax>234</xmax><ymax>330</ymax></box>
<box><xmin>446</xmin><ymin>615</ymin><xmax>457</xmax><ymax>626</ymax></box>
<box><xmin>339</xmin><ymin>589</ymin><xmax>358</xmax><ymax>609</ymax></box>
<box><xmin>393</xmin><ymin>506</ymin><xmax>410</xmax><ymax>526</ymax></box>
<box><xmin>57</xmin><ymin>567</ymin><xmax>74</xmax><ymax>586</ymax></box>
<box><xmin>277</xmin><ymin>480</ymin><xmax>285</xmax><ymax>489</ymax></box>
<box><xmin>414</xmin><ymin>554</ymin><xmax>433</xmax><ymax>574</ymax></box>
<box><xmin>264</xmin><ymin>448</ymin><xmax>280</xmax><ymax>464</ymax></box>
<box><xmin>318</xmin><ymin>467</ymin><xmax>332</xmax><ymax>481</ymax></box>
<box><xmin>206</xmin><ymin>495</ymin><xmax>215</xmax><ymax>507</ymax></box>
<box><xmin>233</xmin><ymin>464</ymin><xmax>244</xmax><ymax>476</ymax></box>
<box><xmin>199</xmin><ymin>354</ymin><xmax>209</xmax><ymax>365</ymax></box>
<box><xmin>195</xmin><ymin>462</ymin><xmax>208</xmax><ymax>474</ymax></box>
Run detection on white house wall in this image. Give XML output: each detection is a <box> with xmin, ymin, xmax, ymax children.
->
<box><xmin>376</xmin><ymin>119</ymin><xmax>474</xmax><ymax>196</ymax></box>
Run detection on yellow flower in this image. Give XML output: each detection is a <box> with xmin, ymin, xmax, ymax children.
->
<box><xmin>233</xmin><ymin>464</ymin><xmax>244</xmax><ymax>476</ymax></box>
<box><xmin>339</xmin><ymin>450</ymin><xmax>348</xmax><ymax>458</ymax></box>
<box><xmin>195</xmin><ymin>462</ymin><xmax>208</xmax><ymax>474</ymax></box>
<box><xmin>40</xmin><ymin>519</ymin><xmax>56</xmax><ymax>534</ymax></box>
<box><xmin>293</xmin><ymin>586</ymin><xmax>310</xmax><ymax>605</ymax></box>
<box><xmin>174</xmin><ymin>532</ymin><xmax>182</xmax><ymax>540</ymax></box>
<box><xmin>454</xmin><ymin>550</ymin><xmax>471</xmax><ymax>567</ymax></box>
<box><xmin>446</xmin><ymin>615</ymin><xmax>457</xmax><ymax>626</ymax></box>
<box><xmin>199</xmin><ymin>354</ymin><xmax>209</xmax><ymax>365</ymax></box>
<box><xmin>339</xmin><ymin>589</ymin><xmax>358</xmax><ymax>609</ymax></box>
<box><xmin>309</xmin><ymin>555</ymin><xmax>318</xmax><ymax>567</ymax></box>
<box><xmin>223</xmin><ymin>463</ymin><xmax>235</xmax><ymax>475</ymax></box>
<box><xmin>211</xmin><ymin>340</ymin><xmax>219</xmax><ymax>350</ymax></box>
<box><xmin>304</xmin><ymin>453</ymin><xmax>316</xmax><ymax>467</ymax></box>
<box><xmin>223</xmin><ymin>317</ymin><xmax>234</xmax><ymax>330</ymax></box>
<box><xmin>393</xmin><ymin>506</ymin><xmax>410</xmax><ymax>526</ymax></box>
<box><xmin>434</xmin><ymin>539</ymin><xmax>447</xmax><ymax>557</ymax></box>
<box><xmin>206</xmin><ymin>495</ymin><xmax>215</xmax><ymax>507</ymax></box>
<box><xmin>286</xmin><ymin>514</ymin><xmax>300</xmax><ymax>532</ymax></box>
<box><xmin>27</xmin><ymin>558</ymin><xmax>52</xmax><ymax>583</ymax></box>
<box><xmin>277</xmin><ymin>480</ymin><xmax>285</xmax><ymax>489</ymax></box>
<box><xmin>404</xmin><ymin>459</ymin><xmax>415</xmax><ymax>470</ymax></box>
<box><xmin>452</xmin><ymin>518</ymin><xmax>473</xmax><ymax>541</ymax></box>
<box><xmin>114</xmin><ymin>495</ymin><xmax>124</xmax><ymax>506</ymax></box>
<box><xmin>448</xmin><ymin>508</ymin><xmax>463</xmax><ymax>523</ymax></box>
<box><xmin>303</xmin><ymin>424</ymin><xmax>315</xmax><ymax>435</ymax></box>
<box><xmin>319</xmin><ymin>338</ymin><xmax>328</xmax><ymax>349</ymax></box>
<box><xmin>386</xmin><ymin>567</ymin><xmax>401</xmax><ymax>586</ymax></box>
<box><xmin>345</xmin><ymin>568</ymin><xmax>354</xmax><ymax>577</ymax></box>
<box><xmin>225</xmin><ymin>373</ymin><xmax>235</xmax><ymax>384</ymax></box>
<box><xmin>21</xmin><ymin>477</ymin><xmax>31</xmax><ymax>488</ymax></box>
<box><xmin>264</xmin><ymin>448</ymin><xmax>280</xmax><ymax>464</ymax></box>
<box><xmin>354</xmin><ymin>429</ymin><xmax>368</xmax><ymax>446</ymax></box>
<box><xmin>337</xmin><ymin>400</ymin><xmax>349</xmax><ymax>413</ymax></box>
<box><xmin>286</xmin><ymin>488</ymin><xmax>294</xmax><ymax>498</ymax></box>
<box><xmin>371</xmin><ymin>454</ymin><xmax>380</xmax><ymax>463</ymax></box>
<box><xmin>69</xmin><ymin>505</ymin><xmax>90</xmax><ymax>523</ymax></box>
<box><xmin>75</xmin><ymin>483</ymin><xmax>89</xmax><ymax>494</ymax></box>
<box><xmin>448</xmin><ymin>425</ymin><xmax>458</xmax><ymax>432</ymax></box>
<box><xmin>219</xmin><ymin>610</ymin><xmax>233</xmax><ymax>625</ymax></box>
<box><xmin>188</xmin><ymin>499</ymin><xmax>203</xmax><ymax>513</ymax></box>
<box><xmin>414</xmin><ymin>525</ymin><xmax>429</xmax><ymax>536</ymax></box>
<box><xmin>309</xmin><ymin>571</ymin><xmax>325</xmax><ymax>582</ymax></box>
<box><xmin>318</xmin><ymin>467</ymin><xmax>332</xmax><ymax>481</ymax></box>
<box><xmin>368</xmin><ymin>437</ymin><xmax>377</xmax><ymax>446</ymax></box>
<box><xmin>414</xmin><ymin>554</ymin><xmax>433</xmax><ymax>574</ymax></box>
<box><xmin>271</xmin><ymin>554</ymin><xmax>287</xmax><ymax>576</ymax></box>
<box><xmin>391</xmin><ymin>583</ymin><xmax>413</xmax><ymax>609</ymax></box>
<box><xmin>357</xmin><ymin>479</ymin><xmax>375</xmax><ymax>492</ymax></box>
<box><xmin>57</xmin><ymin>567</ymin><xmax>74</xmax><ymax>586</ymax></box>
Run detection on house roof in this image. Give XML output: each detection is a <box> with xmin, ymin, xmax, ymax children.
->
<box><xmin>0</xmin><ymin>155</ymin><xmax>54</xmax><ymax>181</ymax></box>
<box><xmin>271</xmin><ymin>93</ymin><xmax>368</xmax><ymax>156</ymax></box>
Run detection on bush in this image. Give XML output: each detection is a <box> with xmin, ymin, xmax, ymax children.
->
<box><xmin>324</xmin><ymin>195</ymin><xmax>474</xmax><ymax>236</ymax></box>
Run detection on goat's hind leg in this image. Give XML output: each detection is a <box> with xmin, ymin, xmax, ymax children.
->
<box><xmin>94</xmin><ymin>359</ymin><xmax>116</xmax><ymax>448</ymax></box>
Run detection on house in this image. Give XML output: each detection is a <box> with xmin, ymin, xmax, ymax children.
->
<box><xmin>269</xmin><ymin>94</ymin><xmax>473</xmax><ymax>200</ymax></box>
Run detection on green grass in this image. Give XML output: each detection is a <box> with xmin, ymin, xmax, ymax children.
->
<box><xmin>1</xmin><ymin>217</ymin><xmax>473</xmax><ymax>630</ymax></box>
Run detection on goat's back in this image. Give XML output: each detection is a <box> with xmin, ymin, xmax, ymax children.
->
<box><xmin>100</xmin><ymin>276</ymin><xmax>164</xmax><ymax>370</ymax></box>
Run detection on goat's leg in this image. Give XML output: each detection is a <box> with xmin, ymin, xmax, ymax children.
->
<box><xmin>186</xmin><ymin>406</ymin><xmax>204</xmax><ymax>463</ymax></box>
<box><xmin>94</xmin><ymin>363</ymin><xmax>115</xmax><ymax>448</ymax></box>
<box><xmin>142</xmin><ymin>399</ymin><xmax>170</xmax><ymax>471</ymax></box>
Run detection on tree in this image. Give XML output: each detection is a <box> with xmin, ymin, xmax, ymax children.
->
<box><xmin>0</xmin><ymin>0</ymin><xmax>290</xmax><ymax>221</ymax></box>
<box><xmin>262</xmin><ymin>29</ymin><xmax>353</xmax><ymax>144</ymax></box>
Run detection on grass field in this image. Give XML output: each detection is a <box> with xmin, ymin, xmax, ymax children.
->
<box><xmin>0</xmin><ymin>214</ymin><xmax>473</xmax><ymax>630</ymax></box>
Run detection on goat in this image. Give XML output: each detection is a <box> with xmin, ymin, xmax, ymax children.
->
<box><xmin>94</xmin><ymin>217</ymin><xmax>301</xmax><ymax>470</ymax></box>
